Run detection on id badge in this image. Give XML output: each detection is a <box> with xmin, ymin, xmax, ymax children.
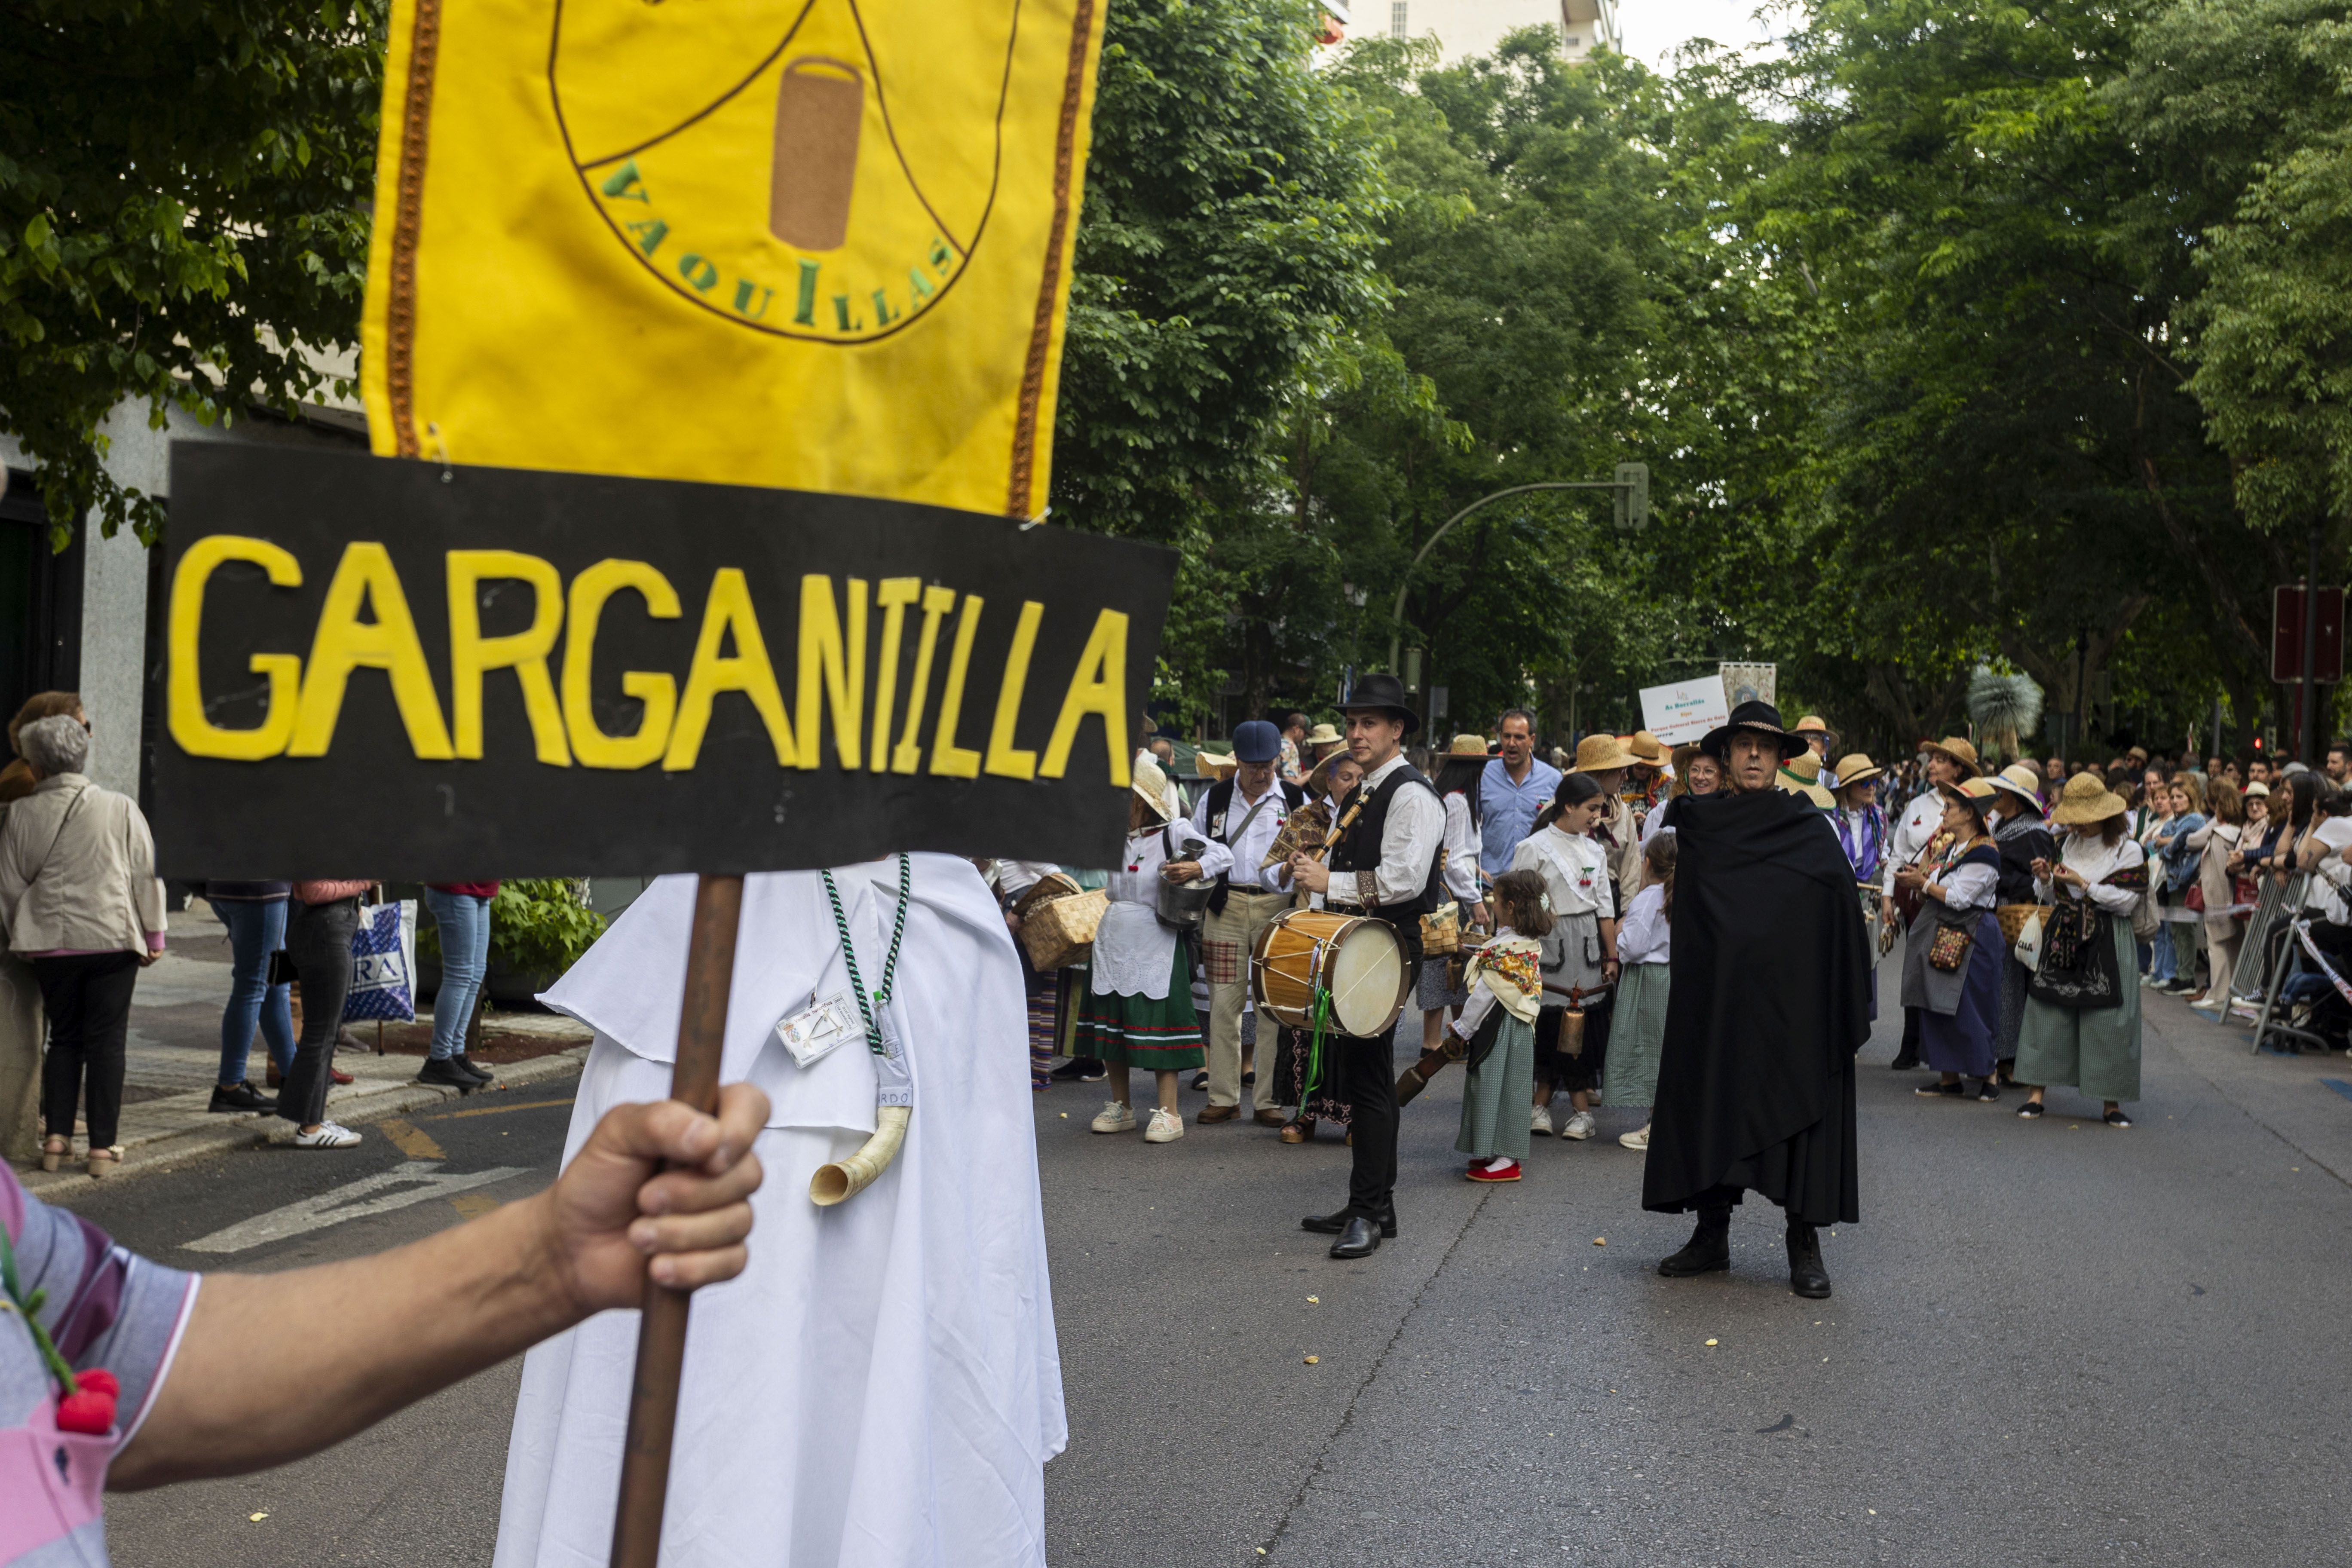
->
<box><xmin>774</xmin><ymin>991</ymin><xmax>858</xmax><ymax>1069</ymax></box>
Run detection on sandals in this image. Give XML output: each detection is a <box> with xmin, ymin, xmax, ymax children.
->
<box><xmin>40</xmin><ymin>1136</ymin><xmax>68</xmax><ymax>1173</ymax></box>
<box><xmin>2103</xmin><ymin>1109</ymin><xmax>2133</xmax><ymax>1129</ymax></box>
<box><xmin>1279</xmin><ymin>1119</ymin><xmax>1316</xmax><ymax>1145</ymax></box>
<box><xmin>2016</xmin><ymin>1101</ymin><xmax>2046</xmax><ymax>1120</ymax></box>
<box><xmin>86</xmin><ymin>1145</ymin><xmax>126</xmax><ymax>1178</ymax></box>
<box><xmin>1975</xmin><ymin>1078</ymin><xmax>2002</xmax><ymax>1102</ymax></box>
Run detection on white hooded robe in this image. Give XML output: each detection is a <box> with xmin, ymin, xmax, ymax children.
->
<box><xmin>493</xmin><ymin>855</ymin><xmax>1065</xmax><ymax>1568</ymax></box>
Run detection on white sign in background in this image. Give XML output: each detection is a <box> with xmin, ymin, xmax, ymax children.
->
<box><xmin>1639</xmin><ymin>676</ymin><xmax>1730</xmax><ymax>745</ymax></box>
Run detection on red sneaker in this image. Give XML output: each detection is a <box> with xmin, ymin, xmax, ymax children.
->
<box><xmin>1466</xmin><ymin>1158</ymin><xmax>1521</xmax><ymax>1182</ymax></box>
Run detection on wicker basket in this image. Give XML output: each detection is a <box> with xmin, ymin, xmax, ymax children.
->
<box><xmin>1995</xmin><ymin>903</ymin><xmax>2043</xmax><ymax>946</ymax></box>
<box><xmin>1020</xmin><ymin>887</ymin><xmax>1107</xmax><ymax>971</ymax></box>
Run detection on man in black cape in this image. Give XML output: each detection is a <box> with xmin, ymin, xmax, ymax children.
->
<box><xmin>1643</xmin><ymin>701</ymin><xmax>1871</xmax><ymax>1298</ymax></box>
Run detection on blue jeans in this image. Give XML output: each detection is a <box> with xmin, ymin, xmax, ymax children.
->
<box><xmin>423</xmin><ymin>888</ymin><xmax>492</xmax><ymax>1060</ymax></box>
<box><xmin>2150</xmin><ymin>921</ymin><xmax>2176</xmax><ymax>983</ymax></box>
<box><xmin>211</xmin><ymin>897</ymin><xmax>295</xmax><ymax>1087</ymax></box>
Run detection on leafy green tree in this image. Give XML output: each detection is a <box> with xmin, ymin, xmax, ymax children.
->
<box><xmin>0</xmin><ymin>0</ymin><xmax>384</xmax><ymax>545</ymax></box>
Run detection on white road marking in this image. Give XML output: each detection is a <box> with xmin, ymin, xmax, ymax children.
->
<box><xmin>184</xmin><ymin>1161</ymin><xmax>528</xmax><ymax>1254</ymax></box>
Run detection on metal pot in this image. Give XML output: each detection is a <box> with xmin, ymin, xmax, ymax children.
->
<box><xmin>1156</xmin><ymin>873</ymin><xmax>1215</xmax><ymax>931</ymax></box>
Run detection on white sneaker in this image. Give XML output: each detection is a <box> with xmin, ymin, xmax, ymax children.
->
<box><xmin>2190</xmin><ymin>995</ymin><xmax>2225</xmax><ymax>1012</ymax></box>
<box><xmin>1530</xmin><ymin>1104</ymin><xmax>1556</xmax><ymax>1137</ymax></box>
<box><xmin>1143</xmin><ymin>1108</ymin><xmax>1185</xmax><ymax>1143</ymax></box>
<box><xmin>1090</xmin><ymin>1101</ymin><xmax>1136</xmax><ymax>1133</ymax></box>
<box><xmin>1619</xmin><ymin>1123</ymin><xmax>1651</xmax><ymax>1150</ymax></box>
<box><xmin>1562</xmin><ymin>1111</ymin><xmax>1597</xmax><ymax>1141</ymax></box>
<box><xmin>294</xmin><ymin>1121</ymin><xmax>361</xmax><ymax>1149</ymax></box>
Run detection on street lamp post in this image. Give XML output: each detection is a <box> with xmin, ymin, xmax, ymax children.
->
<box><xmin>1385</xmin><ymin>467</ymin><xmax>1648</xmax><ymax>674</ymax></box>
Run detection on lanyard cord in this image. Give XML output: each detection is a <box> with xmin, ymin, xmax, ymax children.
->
<box><xmin>821</xmin><ymin>856</ymin><xmax>913</xmax><ymax>1055</ymax></box>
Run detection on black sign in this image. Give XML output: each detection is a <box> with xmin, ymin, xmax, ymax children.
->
<box><xmin>153</xmin><ymin>444</ymin><xmax>1175</xmax><ymax>880</ymax></box>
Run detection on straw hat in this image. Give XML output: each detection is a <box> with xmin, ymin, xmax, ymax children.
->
<box><xmin>1131</xmin><ymin>756</ymin><xmax>1176</xmax><ymax>823</ymax></box>
<box><xmin>1938</xmin><ymin>776</ymin><xmax>2000</xmax><ymax>814</ymax></box>
<box><xmin>1796</xmin><ymin>780</ymin><xmax>1837</xmax><ymax>811</ymax></box>
<box><xmin>1307</xmin><ymin>722</ymin><xmax>1342</xmax><ymax>746</ymax></box>
<box><xmin>1793</xmin><ymin>714</ymin><xmax>1836</xmax><ymax>747</ymax></box>
<box><xmin>2049</xmin><ymin>771</ymin><xmax>2127</xmax><ymax>826</ymax></box>
<box><xmin>1924</xmin><ymin>735</ymin><xmax>1981</xmax><ymax>777</ymax></box>
<box><xmin>1626</xmin><ymin>730</ymin><xmax>1668</xmax><ymax>766</ymax></box>
<box><xmin>2246</xmin><ymin>779</ymin><xmax>2272</xmax><ymax>798</ymax></box>
<box><xmin>1448</xmin><ymin>733</ymin><xmax>1490</xmax><ymax>756</ymax></box>
<box><xmin>1988</xmin><ymin>762</ymin><xmax>2044</xmax><ymax>806</ymax></box>
<box><xmin>1831</xmin><ymin>752</ymin><xmax>1883</xmax><ymax>789</ymax></box>
<box><xmin>1570</xmin><ymin>732</ymin><xmax>1638</xmax><ymax>772</ymax></box>
<box><xmin>1194</xmin><ymin>750</ymin><xmax>1238</xmax><ymax>781</ymax></box>
<box><xmin>1780</xmin><ymin>749</ymin><xmax>1824</xmax><ymax>782</ymax></box>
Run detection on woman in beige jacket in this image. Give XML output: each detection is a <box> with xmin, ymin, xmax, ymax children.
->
<box><xmin>0</xmin><ymin>714</ymin><xmax>166</xmax><ymax>1176</ymax></box>
<box><xmin>2186</xmin><ymin>779</ymin><xmax>2247</xmax><ymax>1008</ymax></box>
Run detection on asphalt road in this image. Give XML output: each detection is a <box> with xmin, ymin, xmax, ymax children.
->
<box><xmin>80</xmin><ymin>968</ymin><xmax>2352</xmax><ymax>1567</ymax></box>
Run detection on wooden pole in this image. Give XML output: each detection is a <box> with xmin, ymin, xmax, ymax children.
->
<box><xmin>609</xmin><ymin>873</ymin><xmax>744</xmax><ymax>1568</ymax></box>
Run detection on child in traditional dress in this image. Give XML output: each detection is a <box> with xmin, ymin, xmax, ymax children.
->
<box><xmin>1512</xmin><ymin>772</ymin><xmax>1618</xmax><ymax>1139</ymax></box>
<box><xmin>1080</xmin><ymin>757</ymin><xmax>1211</xmax><ymax>1143</ymax></box>
<box><xmin>1452</xmin><ymin>870</ymin><xmax>1549</xmax><ymax>1181</ymax></box>
<box><xmin>1604</xmin><ymin>832</ymin><xmax>1674</xmax><ymax>1150</ymax></box>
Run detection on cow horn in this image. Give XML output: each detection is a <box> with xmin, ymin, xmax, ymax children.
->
<box><xmin>809</xmin><ymin>1104</ymin><xmax>910</xmax><ymax>1206</ymax></box>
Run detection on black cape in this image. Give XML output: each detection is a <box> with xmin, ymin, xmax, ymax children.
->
<box><xmin>1642</xmin><ymin>788</ymin><xmax>1870</xmax><ymax>1225</ymax></box>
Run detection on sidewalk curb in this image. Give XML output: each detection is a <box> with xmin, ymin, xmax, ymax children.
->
<box><xmin>24</xmin><ymin>1048</ymin><xmax>591</xmax><ymax>1204</ymax></box>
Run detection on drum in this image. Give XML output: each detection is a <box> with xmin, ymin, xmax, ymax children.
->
<box><xmin>1251</xmin><ymin>910</ymin><xmax>1407</xmax><ymax>1039</ymax></box>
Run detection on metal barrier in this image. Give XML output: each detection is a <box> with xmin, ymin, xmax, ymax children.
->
<box><xmin>2245</xmin><ymin>873</ymin><xmax>2330</xmax><ymax>1056</ymax></box>
<box><xmin>2229</xmin><ymin>873</ymin><xmax>2293</xmax><ymax>1004</ymax></box>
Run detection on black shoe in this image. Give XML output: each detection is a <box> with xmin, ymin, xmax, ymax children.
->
<box><xmin>1241</xmin><ymin>1070</ymin><xmax>1256</xmax><ymax>1087</ymax></box>
<box><xmin>1190</xmin><ymin>1070</ymin><xmax>1209</xmax><ymax>1091</ymax></box>
<box><xmin>1787</xmin><ymin>1222</ymin><xmax>1831</xmax><ymax>1299</ymax></box>
<box><xmin>1302</xmin><ymin>1205</ymin><xmax>1397</xmax><ymax>1239</ymax></box>
<box><xmin>1914</xmin><ymin>1079</ymin><xmax>1964</xmax><ymax>1097</ymax></box>
<box><xmin>455</xmin><ymin>1054</ymin><xmax>496</xmax><ymax>1084</ymax></box>
<box><xmin>1975</xmin><ymin>1078</ymin><xmax>2001</xmax><ymax>1102</ymax></box>
<box><xmin>208</xmin><ymin>1080</ymin><xmax>276</xmax><ymax>1114</ymax></box>
<box><xmin>1050</xmin><ymin>1057</ymin><xmax>1107</xmax><ymax>1082</ymax></box>
<box><xmin>417</xmin><ymin>1056</ymin><xmax>479</xmax><ymax>1092</ymax></box>
<box><xmin>1888</xmin><ymin>1051</ymin><xmax>1921</xmax><ymax>1071</ymax></box>
<box><xmin>1658</xmin><ymin>1208</ymin><xmax>1732</xmax><ymax>1277</ymax></box>
<box><xmin>1329</xmin><ymin>1216</ymin><xmax>1382</xmax><ymax>1259</ymax></box>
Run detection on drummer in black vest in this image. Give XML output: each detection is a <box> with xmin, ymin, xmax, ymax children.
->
<box><xmin>1286</xmin><ymin>673</ymin><xmax>1449</xmax><ymax>1260</ymax></box>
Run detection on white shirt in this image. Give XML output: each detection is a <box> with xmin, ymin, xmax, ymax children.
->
<box><xmin>1340</xmin><ymin>752</ymin><xmax>1448</xmax><ymax>908</ymax></box>
<box><xmin>2035</xmin><ymin>834</ymin><xmax>2147</xmax><ymax>915</ymax></box>
<box><xmin>989</xmin><ymin>860</ymin><xmax>1060</xmax><ymax>903</ymax></box>
<box><xmin>1934</xmin><ymin>858</ymin><xmax>1997</xmax><ymax>913</ymax></box>
<box><xmin>1441</xmin><ymin>793</ymin><xmax>1481</xmax><ymax>903</ymax></box>
<box><xmin>1881</xmin><ymin>789</ymin><xmax>1945</xmax><ymax>898</ymax></box>
<box><xmin>1449</xmin><ymin>929</ymin><xmax>1541</xmax><ymax>1038</ymax></box>
<box><xmin>2310</xmin><ymin>816</ymin><xmax>2352</xmax><ymax>923</ymax></box>
<box><xmin>1510</xmin><ymin>826</ymin><xmax>1616</xmax><ymax>920</ymax></box>
<box><xmin>1092</xmin><ymin>825</ymin><xmax>1207</xmax><ymax>998</ymax></box>
<box><xmin>1189</xmin><ymin>779</ymin><xmax>1291</xmax><ymax>893</ymax></box>
<box><xmin>1617</xmin><ymin>882</ymin><xmax>1670</xmax><ymax>964</ymax></box>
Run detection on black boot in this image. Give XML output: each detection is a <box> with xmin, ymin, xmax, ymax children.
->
<box><xmin>1787</xmin><ymin>1221</ymin><xmax>1831</xmax><ymax>1299</ymax></box>
<box><xmin>1658</xmin><ymin>1206</ymin><xmax>1732</xmax><ymax>1277</ymax></box>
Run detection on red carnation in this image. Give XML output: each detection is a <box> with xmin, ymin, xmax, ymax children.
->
<box><xmin>55</xmin><ymin>1369</ymin><xmax>121</xmax><ymax>1435</ymax></box>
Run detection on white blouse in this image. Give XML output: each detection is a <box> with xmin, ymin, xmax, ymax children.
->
<box><xmin>1442</xmin><ymin>793</ymin><xmax>1481</xmax><ymax>904</ymax></box>
<box><xmin>1091</xmin><ymin>824</ymin><xmax>1207</xmax><ymax>999</ymax></box>
<box><xmin>2035</xmin><ymin>834</ymin><xmax>2146</xmax><ymax>915</ymax></box>
<box><xmin>1510</xmin><ymin>827</ymin><xmax>1615</xmax><ymax>920</ymax></box>
<box><xmin>1617</xmin><ymin>883</ymin><xmax>1670</xmax><ymax>965</ymax></box>
<box><xmin>1930</xmin><ymin>843</ymin><xmax>1998</xmax><ymax>913</ymax></box>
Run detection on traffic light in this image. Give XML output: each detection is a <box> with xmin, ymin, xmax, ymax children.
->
<box><xmin>1614</xmin><ymin>462</ymin><xmax>1649</xmax><ymax>531</ymax></box>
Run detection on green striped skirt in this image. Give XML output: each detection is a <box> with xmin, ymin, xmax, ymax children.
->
<box><xmin>1075</xmin><ymin>944</ymin><xmax>1205</xmax><ymax>1071</ymax></box>
<box><xmin>1600</xmin><ymin>961</ymin><xmax>1670</xmax><ymax>1111</ymax></box>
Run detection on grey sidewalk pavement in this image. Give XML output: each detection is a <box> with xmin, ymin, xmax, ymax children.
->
<box><xmin>21</xmin><ymin>900</ymin><xmax>590</xmax><ymax>1201</ymax></box>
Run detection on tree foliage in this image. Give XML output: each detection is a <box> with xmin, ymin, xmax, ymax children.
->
<box><xmin>0</xmin><ymin>0</ymin><xmax>385</xmax><ymax>546</ymax></box>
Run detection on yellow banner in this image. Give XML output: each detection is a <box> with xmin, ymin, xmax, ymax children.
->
<box><xmin>359</xmin><ymin>0</ymin><xmax>1106</xmax><ymax>518</ymax></box>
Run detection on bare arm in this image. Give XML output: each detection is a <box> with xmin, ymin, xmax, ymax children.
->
<box><xmin>110</xmin><ymin>1084</ymin><xmax>769</xmax><ymax>1489</ymax></box>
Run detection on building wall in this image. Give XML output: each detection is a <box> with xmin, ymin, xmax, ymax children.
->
<box><xmin>1386</xmin><ymin>0</ymin><xmax>1618</xmax><ymax>61</ymax></box>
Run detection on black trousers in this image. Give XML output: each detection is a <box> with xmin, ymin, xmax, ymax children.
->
<box><xmin>1341</xmin><ymin>1031</ymin><xmax>1399</xmax><ymax>1218</ymax></box>
<box><xmin>281</xmin><ymin>897</ymin><xmax>359</xmax><ymax>1127</ymax></box>
<box><xmin>36</xmin><ymin>951</ymin><xmax>141</xmax><ymax>1148</ymax></box>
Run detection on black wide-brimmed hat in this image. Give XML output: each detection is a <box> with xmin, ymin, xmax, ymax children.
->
<box><xmin>1700</xmin><ymin>699</ymin><xmax>1809</xmax><ymax>762</ymax></box>
<box><xmin>1340</xmin><ymin>672</ymin><xmax>1421</xmax><ymax>735</ymax></box>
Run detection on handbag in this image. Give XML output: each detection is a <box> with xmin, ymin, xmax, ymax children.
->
<box><xmin>1926</xmin><ymin>919</ymin><xmax>1973</xmax><ymax>972</ymax></box>
<box><xmin>2011</xmin><ymin>909</ymin><xmax>2044</xmax><ymax>969</ymax></box>
<box><xmin>343</xmin><ymin>900</ymin><xmax>418</xmax><ymax>1023</ymax></box>
<box><xmin>2030</xmin><ymin>904</ymin><xmax>2122</xmax><ymax>1010</ymax></box>
<box><xmin>1419</xmin><ymin>899</ymin><xmax>1461</xmax><ymax>955</ymax></box>
<box><xmin>2185</xmin><ymin>882</ymin><xmax>2206</xmax><ymax>914</ymax></box>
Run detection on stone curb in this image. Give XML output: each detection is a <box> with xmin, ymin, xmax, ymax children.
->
<box><xmin>25</xmin><ymin>1047</ymin><xmax>591</xmax><ymax>1204</ymax></box>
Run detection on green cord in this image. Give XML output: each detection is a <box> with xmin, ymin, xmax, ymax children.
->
<box><xmin>1304</xmin><ymin>987</ymin><xmax>1333</xmax><ymax>1103</ymax></box>
<box><xmin>0</xmin><ymin>1218</ymin><xmax>78</xmax><ymax>1395</ymax></box>
<box><xmin>820</xmin><ymin>855</ymin><xmax>913</xmax><ymax>1054</ymax></box>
